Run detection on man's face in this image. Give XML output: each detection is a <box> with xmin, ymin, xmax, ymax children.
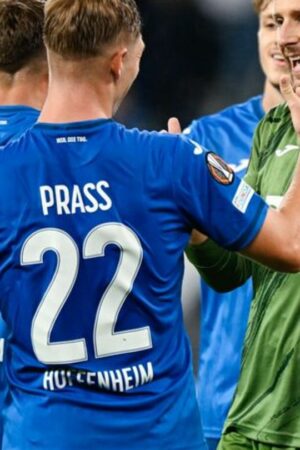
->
<box><xmin>274</xmin><ymin>0</ymin><xmax>300</xmax><ymax>89</ymax></box>
<box><xmin>258</xmin><ymin>0</ymin><xmax>289</xmax><ymax>89</ymax></box>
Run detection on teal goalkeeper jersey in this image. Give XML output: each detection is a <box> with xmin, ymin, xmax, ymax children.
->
<box><xmin>224</xmin><ymin>103</ymin><xmax>300</xmax><ymax>447</ymax></box>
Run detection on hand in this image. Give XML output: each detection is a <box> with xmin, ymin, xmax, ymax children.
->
<box><xmin>167</xmin><ymin>117</ymin><xmax>181</xmax><ymax>134</ymax></box>
<box><xmin>280</xmin><ymin>75</ymin><xmax>300</xmax><ymax>136</ymax></box>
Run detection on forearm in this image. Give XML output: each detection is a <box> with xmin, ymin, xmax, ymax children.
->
<box><xmin>185</xmin><ymin>239</ymin><xmax>252</xmax><ymax>292</ymax></box>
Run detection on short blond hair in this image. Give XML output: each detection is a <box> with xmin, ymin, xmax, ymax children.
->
<box><xmin>0</xmin><ymin>0</ymin><xmax>45</xmax><ymax>74</ymax></box>
<box><xmin>44</xmin><ymin>0</ymin><xmax>141</xmax><ymax>59</ymax></box>
<box><xmin>253</xmin><ymin>0</ymin><xmax>272</xmax><ymax>14</ymax></box>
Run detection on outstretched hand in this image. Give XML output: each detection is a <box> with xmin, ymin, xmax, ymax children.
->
<box><xmin>280</xmin><ymin>75</ymin><xmax>300</xmax><ymax>136</ymax></box>
<box><xmin>167</xmin><ymin>117</ymin><xmax>182</xmax><ymax>134</ymax></box>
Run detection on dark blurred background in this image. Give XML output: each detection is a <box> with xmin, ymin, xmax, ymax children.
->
<box><xmin>116</xmin><ymin>0</ymin><xmax>264</xmax><ymax>131</ymax></box>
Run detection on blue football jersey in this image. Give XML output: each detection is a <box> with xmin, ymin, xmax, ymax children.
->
<box><xmin>184</xmin><ymin>96</ymin><xmax>264</xmax><ymax>439</ymax></box>
<box><xmin>0</xmin><ymin>118</ymin><xmax>267</xmax><ymax>450</ymax></box>
<box><xmin>0</xmin><ymin>105</ymin><xmax>40</xmax><ymax>146</ymax></box>
<box><xmin>0</xmin><ymin>105</ymin><xmax>40</xmax><ymax>444</ymax></box>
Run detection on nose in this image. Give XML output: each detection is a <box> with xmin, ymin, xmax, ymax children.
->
<box><xmin>277</xmin><ymin>21</ymin><xmax>299</xmax><ymax>48</ymax></box>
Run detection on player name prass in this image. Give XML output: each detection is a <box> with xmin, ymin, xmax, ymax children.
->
<box><xmin>40</xmin><ymin>180</ymin><xmax>112</xmax><ymax>216</ymax></box>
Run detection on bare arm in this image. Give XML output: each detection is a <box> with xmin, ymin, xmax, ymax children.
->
<box><xmin>188</xmin><ymin>198</ymin><xmax>300</xmax><ymax>274</ymax></box>
<box><xmin>190</xmin><ymin>166</ymin><xmax>300</xmax><ymax>274</ymax></box>
<box><xmin>241</xmin><ymin>206</ymin><xmax>300</xmax><ymax>271</ymax></box>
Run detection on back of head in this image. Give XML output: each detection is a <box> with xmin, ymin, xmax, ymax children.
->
<box><xmin>0</xmin><ymin>0</ymin><xmax>45</xmax><ymax>74</ymax></box>
<box><xmin>44</xmin><ymin>0</ymin><xmax>141</xmax><ymax>59</ymax></box>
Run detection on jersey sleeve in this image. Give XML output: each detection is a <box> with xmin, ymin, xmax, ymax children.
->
<box><xmin>182</xmin><ymin>118</ymin><xmax>205</xmax><ymax>142</ymax></box>
<box><xmin>171</xmin><ymin>136</ymin><xmax>269</xmax><ymax>251</ymax></box>
<box><xmin>185</xmin><ymin>239</ymin><xmax>252</xmax><ymax>292</ymax></box>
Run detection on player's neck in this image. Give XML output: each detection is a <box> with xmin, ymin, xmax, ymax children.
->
<box><xmin>262</xmin><ymin>80</ymin><xmax>284</xmax><ymax>113</ymax></box>
<box><xmin>39</xmin><ymin>80</ymin><xmax>113</xmax><ymax>123</ymax></box>
<box><xmin>0</xmin><ymin>69</ymin><xmax>47</xmax><ymax>110</ymax></box>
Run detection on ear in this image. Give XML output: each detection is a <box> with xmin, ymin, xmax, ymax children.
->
<box><xmin>110</xmin><ymin>47</ymin><xmax>128</xmax><ymax>81</ymax></box>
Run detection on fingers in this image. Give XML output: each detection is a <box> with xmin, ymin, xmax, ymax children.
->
<box><xmin>167</xmin><ymin>117</ymin><xmax>181</xmax><ymax>134</ymax></box>
<box><xmin>280</xmin><ymin>75</ymin><xmax>300</xmax><ymax>136</ymax></box>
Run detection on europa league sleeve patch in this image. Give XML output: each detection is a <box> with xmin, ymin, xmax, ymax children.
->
<box><xmin>206</xmin><ymin>152</ymin><xmax>234</xmax><ymax>185</ymax></box>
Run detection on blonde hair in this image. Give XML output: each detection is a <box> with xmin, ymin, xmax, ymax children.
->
<box><xmin>0</xmin><ymin>0</ymin><xmax>45</xmax><ymax>74</ymax></box>
<box><xmin>44</xmin><ymin>0</ymin><xmax>141</xmax><ymax>59</ymax></box>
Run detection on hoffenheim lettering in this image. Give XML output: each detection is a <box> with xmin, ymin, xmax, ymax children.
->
<box><xmin>43</xmin><ymin>362</ymin><xmax>154</xmax><ymax>392</ymax></box>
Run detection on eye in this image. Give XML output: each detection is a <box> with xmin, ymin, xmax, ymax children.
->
<box><xmin>273</xmin><ymin>15</ymin><xmax>283</xmax><ymax>26</ymax></box>
<box><xmin>265</xmin><ymin>21</ymin><xmax>276</xmax><ymax>29</ymax></box>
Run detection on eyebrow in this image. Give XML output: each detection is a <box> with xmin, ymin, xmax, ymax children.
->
<box><xmin>274</xmin><ymin>9</ymin><xmax>300</xmax><ymax>18</ymax></box>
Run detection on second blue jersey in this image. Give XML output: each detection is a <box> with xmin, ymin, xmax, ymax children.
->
<box><xmin>0</xmin><ymin>118</ymin><xmax>267</xmax><ymax>449</ymax></box>
<box><xmin>0</xmin><ymin>104</ymin><xmax>40</xmax><ymax>446</ymax></box>
<box><xmin>0</xmin><ymin>105</ymin><xmax>40</xmax><ymax>146</ymax></box>
<box><xmin>184</xmin><ymin>95</ymin><xmax>264</xmax><ymax>439</ymax></box>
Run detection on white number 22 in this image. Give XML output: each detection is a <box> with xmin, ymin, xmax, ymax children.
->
<box><xmin>21</xmin><ymin>223</ymin><xmax>152</xmax><ymax>364</ymax></box>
